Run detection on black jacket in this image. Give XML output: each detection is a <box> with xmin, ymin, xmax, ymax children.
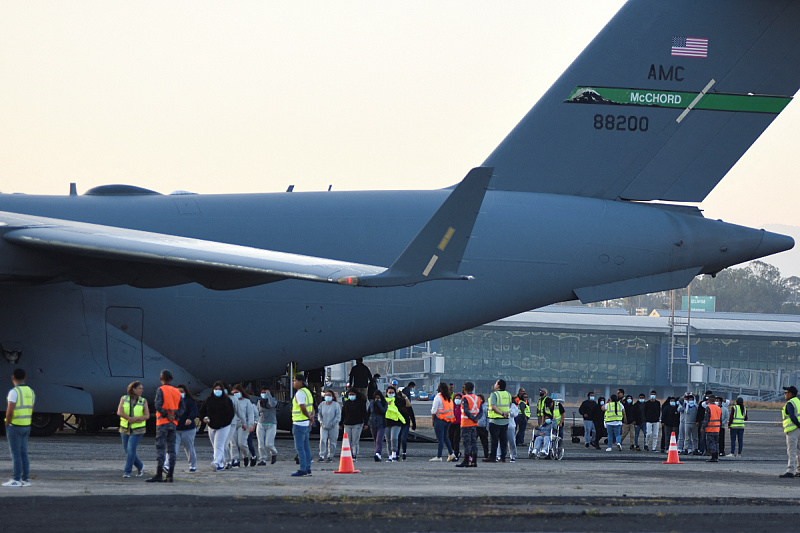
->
<box><xmin>644</xmin><ymin>399</ymin><xmax>661</xmax><ymax>423</ymax></box>
<box><xmin>348</xmin><ymin>363</ymin><xmax>372</xmax><ymax>389</ymax></box>
<box><xmin>579</xmin><ymin>399</ymin><xmax>597</xmax><ymax>420</ymax></box>
<box><xmin>198</xmin><ymin>394</ymin><xmax>235</xmax><ymax>430</ymax></box>
<box><xmin>622</xmin><ymin>401</ymin><xmax>636</xmax><ymax>424</ymax></box>
<box><xmin>342</xmin><ymin>392</ymin><xmax>368</xmax><ymax>426</ymax></box>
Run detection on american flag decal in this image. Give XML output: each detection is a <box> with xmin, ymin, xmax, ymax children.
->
<box><xmin>672</xmin><ymin>36</ymin><xmax>708</xmax><ymax>58</ymax></box>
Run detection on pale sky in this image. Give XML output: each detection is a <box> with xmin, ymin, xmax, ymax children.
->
<box><xmin>1</xmin><ymin>1</ymin><xmax>798</xmax><ymax>270</ymax></box>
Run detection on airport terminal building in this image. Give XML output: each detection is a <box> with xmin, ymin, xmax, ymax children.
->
<box><xmin>433</xmin><ymin>306</ymin><xmax>800</xmax><ymax>400</ymax></box>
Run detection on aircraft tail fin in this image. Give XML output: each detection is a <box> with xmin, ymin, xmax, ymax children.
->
<box><xmin>483</xmin><ymin>0</ymin><xmax>800</xmax><ymax>202</ymax></box>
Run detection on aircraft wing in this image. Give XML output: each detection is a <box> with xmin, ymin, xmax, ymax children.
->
<box><xmin>0</xmin><ymin>211</ymin><xmax>387</xmax><ymax>289</ymax></box>
<box><xmin>0</xmin><ymin>167</ymin><xmax>492</xmax><ymax>290</ymax></box>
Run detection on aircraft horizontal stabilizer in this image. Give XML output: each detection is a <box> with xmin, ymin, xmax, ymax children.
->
<box><xmin>573</xmin><ymin>267</ymin><xmax>702</xmax><ymax>305</ymax></box>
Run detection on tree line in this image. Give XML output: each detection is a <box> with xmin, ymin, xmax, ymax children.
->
<box><xmin>592</xmin><ymin>261</ymin><xmax>800</xmax><ymax>315</ymax></box>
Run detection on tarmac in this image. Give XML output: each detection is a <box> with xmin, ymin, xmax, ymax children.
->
<box><xmin>1</xmin><ymin>409</ymin><xmax>798</xmax><ymax>531</ymax></box>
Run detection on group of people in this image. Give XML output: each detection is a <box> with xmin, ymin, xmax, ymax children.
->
<box><xmin>427</xmin><ymin>379</ymin><xmax>554</xmax><ymax>465</ymax></box>
<box><xmin>117</xmin><ymin>371</ymin><xmax>282</xmax><ymax>480</ymax></box>
<box><xmin>578</xmin><ymin>387</ymin><xmax>750</xmax><ymax>461</ymax></box>
<box><xmin>6</xmin><ymin>365</ymin><xmax>800</xmax><ymax>484</ymax></box>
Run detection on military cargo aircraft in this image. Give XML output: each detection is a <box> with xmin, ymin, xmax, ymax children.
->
<box><xmin>1</xmin><ymin>0</ymin><xmax>799</xmax><ymax>434</ymax></box>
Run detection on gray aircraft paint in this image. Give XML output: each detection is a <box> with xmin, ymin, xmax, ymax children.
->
<box><xmin>0</xmin><ymin>0</ymin><xmax>797</xmax><ymax>426</ymax></box>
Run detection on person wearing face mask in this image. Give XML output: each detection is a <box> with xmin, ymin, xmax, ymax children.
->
<box><xmin>228</xmin><ymin>384</ymin><xmax>255</xmax><ymax>468</ymax></box>
<box><xmin>449</xmin><ymin>392</ymin><xmax>463</xmax><ymax>462</ymax></box>
<box><xmin>342</xmin><ymin>388</ymin><xmax>368</xmax><ymax>461</ymax></box>
<box><xmin>256</xmin><ymin>387</ymin><xmax>278</xmax><ymax>465</ymax></box>
<box><xmin>593</xmin><ymin>396</ymin><xmax>607</xmax><ymax>445</ymax></box>
<box><xmin>620</xmin><ymin>395</ymin><xmax>636</xmax><ymax>450</ymax></box>
<box><xmin>681</xmin><ymin>394</ymin><xmax>699</xmax><ymax>455</ymax></box>
<box><xmin>644</xmin><ymin>390</ymin><xmax>660</xmax><ymax>453</ymax></box>
<box><xmin>396</xmin><ymin>382</ymin><xmax>416</xmax><ymax>461</ymax></box>
<box><xmin>368</xmin><ymin>389</ymin><xmax>388</xmax><ymax>462</ymax></box>
<box><xmin>166</xmin><ymin>384</ymin><xmax>198</xmax><ymax>473</ymax></box>
<box><xmin>199</xmin><ymin>381</ymin><xmax>235</xmax><ymax>471</ymax></box>
<box><xmin>317</xmin><ymin>389</ymin><xmax>342</xmax><ymax>463</ymax></box>
<box><xmin>384</xmin><ymin>386</ymin><xmax>407</xmax><ymax>462</ymax></box>
<box><xmin>660</xmin><ymin>397</ymin><xmax>680</xmax><ymax>453</ymax></box>
<box><xmin>633</xmin><ymin>393</ymin><xmax>648</xmax><ymax>451</ymax></box>
<box><xmin>579</xmin><ymin>392</ymin><xmax>599</xmax><ymax>449</ymax></box>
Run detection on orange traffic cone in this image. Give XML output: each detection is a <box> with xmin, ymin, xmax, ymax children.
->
<box><xmin>663</xmin><ymin>431</ymin><xmax>683</xmax><ymax>464</ymax></box>
<box><xmin>334</xmin><ymin>431</ymin><xmax>361</xmax><ymax>474</ymax></box>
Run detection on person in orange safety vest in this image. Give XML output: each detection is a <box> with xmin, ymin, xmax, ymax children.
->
<box><xmin>702</xmin><ymin>396</ymin><xmax>722</xmax><ymax>463</ymax></box>
<box><xmin>146</xmin><ymin>369</ymin><xmax>185</xmax><ymax>483</ymax></box>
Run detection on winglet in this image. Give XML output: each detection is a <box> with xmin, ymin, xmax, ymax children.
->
<box><xmin>341</xmin><ymin>167</ymin><xmax>492</xmax><ymax>287</ymax></box>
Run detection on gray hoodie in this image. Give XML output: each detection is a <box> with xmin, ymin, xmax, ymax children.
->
<box><xmin>258</xmin><ymin>393</ymin><xmax>277</xmax><ymax>425</ymax></box>
<box><xmin>680</xmin><ymin>402</ymin><xmax>698</xmax><ymax>426</ymax></box>
<box><xmin>317</xmin><ymin>398</ymin><xmax>342</xmax><ymax>430</ymax></box>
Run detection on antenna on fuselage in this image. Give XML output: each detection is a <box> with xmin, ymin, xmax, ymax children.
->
<box><xmin>69</xmin><ymin>183</ymin><xmax>77</xmax><ymax>196</ymax></box>
<box><xmin>286</xmin><ymin>185</ymin><xmax>294</xmax><ymax>192</ymax></box>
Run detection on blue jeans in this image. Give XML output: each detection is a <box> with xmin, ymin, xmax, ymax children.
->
<box><xmin>399</xmin><ymin>424</ymin><xmax>411</xmax><ymax>453</ymax></box>
<box><xmin>434</xmin><ymin>417</ymin><xmax>453</xmax><ymax>457</ymax></box>
<box><xmin>583</xmin><ymin>420</ymin><xmax>596</xmax><ymax>445</ymax></box>
<box><xmin>121</xmin><ymin>432</ymin><xmax>144</xmax><ymax>475</ymax></box>
<box><xmin>607</xmin><ymin>424</ymin><xmax>622</xmax><ymax>446</ymax></box>
<box><xmin>730</xmin><ymin>427</ymin><xmax>744</xmax><ymax>454</ymax></box>
<box><xmin>292</xmin><ymin>424</ymin><xmax>312</xmax><ymax>473</ymax></box>
<box><xmin>634</xmin><ymin>424</ymin><xmax>647</xmax><ymax>447</ymax></box>
<box><xmin>7</xmin><ymin>424</ymin><xmax>31</xmax><ymax>482</ymax></box>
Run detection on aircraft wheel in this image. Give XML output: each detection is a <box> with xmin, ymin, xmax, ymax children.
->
<box><xmin>30</xmin><ymin>412</ymin><xmax>64</xmax><ymax>437</ymax></box>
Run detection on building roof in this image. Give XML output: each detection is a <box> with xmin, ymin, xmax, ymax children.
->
<box><xmin>481</xmin><ymin>305</ymin><xmax>800</xmax><ymax>339</ymax></box>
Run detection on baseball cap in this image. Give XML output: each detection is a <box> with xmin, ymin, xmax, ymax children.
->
<box><xmin>783</xmin><ymin>386</ymin><xmax>798</xmax><ymax>395</ymax></box>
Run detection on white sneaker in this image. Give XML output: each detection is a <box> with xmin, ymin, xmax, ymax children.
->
<box><xmin>2</xmin><ymin>480</ymin><xmax>22</xmax><ymax>487</ymax></box>
<box><xmin>616</xmin><ymin>443</ymin><xmax>622</xmax><ymax>451</ymax></box>
<box><xmin>20</xmin><ymin>480</ymin><xmax>30</xmax><ymax>487</ymax></box>
<box><xmin>429</xmin><ymin>457</ymin><xmax>442</xmax><ymax>462</ymax></box>
<box><xmin>605</xmin><ymin>447</ymin><xmax>612</xmax><ymax>452</ymax></box>
<box><xmin>446</xmin><ymin>454</ymin><xmax>456</xmax><ymax>462</ymax></box>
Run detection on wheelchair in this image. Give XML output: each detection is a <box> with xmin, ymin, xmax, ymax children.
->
<box><xmin>528</xmin><ymin>424</ymin><xmax>565</xmax><ymax>461</ymax></box>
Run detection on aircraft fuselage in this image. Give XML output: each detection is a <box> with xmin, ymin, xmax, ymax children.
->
<box><xmin>0</xmin><ymin>189</ymin><xmax>788</xmax><ymax>415</ymax></box>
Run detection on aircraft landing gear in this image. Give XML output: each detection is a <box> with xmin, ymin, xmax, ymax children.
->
<box><xmin>30</xmin><ymin>412</ymin><xmax>64</xmax><ymax>437</ymax></box>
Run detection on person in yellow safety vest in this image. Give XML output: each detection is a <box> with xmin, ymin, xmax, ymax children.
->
<box><xmin>603</xmin><ymin>394</ymin><xmax>626</xmax><ymax>452</ymax></box>
<box><xmin>484</xmin><ymin>379</ymin><xmax>512</xmax><ymax>463</ymax></box>
<box><xmin>702</xmin><ymin>396</ymin><xmax>721</xmax><ymax>463</ymax></box>
<box><xmin>291</xmin><ymin>374</ymin><xmax>315</xmax><ymax>477</ymax></box>
<box><xmin>116</xmin><ymin>380</ymin><xmax>151</xmax><ymax>478</ymax></box>
<box><xmin>3</xmin><ymin>368</ymin><xmax>36</xmax><ymax>487</ymax></box>
<box><xmin>536</xmin><ymin>388</ymin><xmax>550</xmax><ymax>426</ymax></box>
<box><xmin>779</xmin><ymin>386</ymin><xmax>800</xmax><ymax>478</ymax></box>
<box><xmin>384</xmin><ymin>385</ymin><xmax>406</xmax><ymax>462</ymax></box>
<box><xmin>729</xmin><ymin>397</ymin><xmax>747</xmax><ymax>457</ymax></box>
<box><xmin>514</xmin><ymin>390</ymin><xmax>529</xmax><ymax>447</ymax></box>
